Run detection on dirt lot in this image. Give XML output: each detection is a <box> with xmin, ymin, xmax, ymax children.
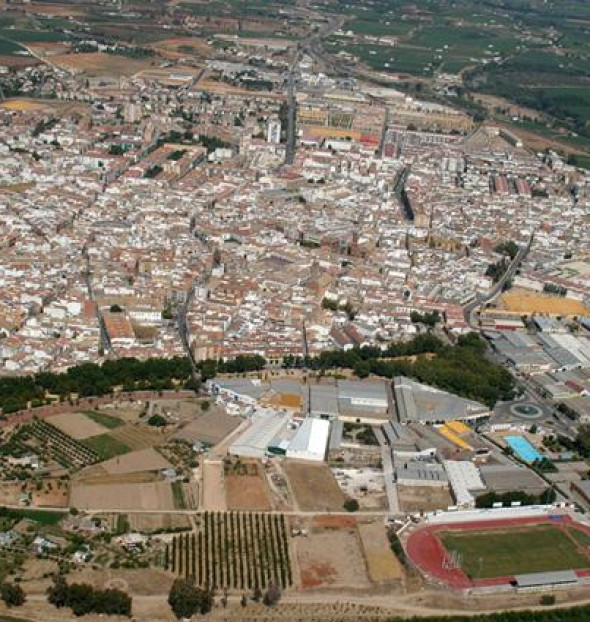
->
<box><xmin>295</xmin><ymin>522</ymin><xmax>370</xmax><ymax>589</ymax></box>
<box><xmin>397</xmin><ymin>484</ymin><xmax>453</xmax><ymax>514</ymax></box>
<box><xmin>284</xmin><ymin>462</ymin><xmax>346</xmax><ymax>511</ymax></box>
<box><xmin>99</xmin><ymin>448</ymin><xmax>171</xmax><ymax>475</ymax></box>
<box><xmin>174</xmin><ymin>407</ymin><xmax>241</xmax><ymax>446</ymax></box>
<box><xmin>31</xmin><ymin>479</ymin><xmax>70</xmax><ymax>508</ymax></box>
<box><xmin>500</xmin><ymin>290</ymin><xmax>590</xmax><ymax>316</ymax></box>
<box><xmin>225</xmin><ymin>461</ymin><xmax>272</xmax><ymax>511</ymax></box>
<box><xmin>48</xmin><ymin>412</ymin><xmax>107</xmax><ymax>440</ymax></box>
<box><xmin>358</xmin><ymin>521</ymin><xmax>404</xmax><ymax>583</ymax></box>
<box><xmin>202</xmin><ymin>459</ymin><xmax>226</xmax><ymax>511</ymax></box>
<box><xmin>70</xmin><ymin>481</ymin><xmax>174</xmax><ymax>511</ymax></box>
<box><xmin>51</xmin><ymin>52</ymin><xmax>157</xmax><ymax>76</ymax></box>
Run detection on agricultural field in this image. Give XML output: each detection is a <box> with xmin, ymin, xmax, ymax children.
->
<box><xmin>96</xmin><ymin>447</ymin><xmax>171</xmax><ymax>475</ymax></box>
<box><xmin>25</xmin><ymin>419</ymin><xmax>100</xmax><ymax>468</ymax></box>
<box><xmin>83</xmin><ymin>433</ymin><xmax>131</xmax><ymax>461</ymax></box>
<box><xmin>165</xmin><ymin>512</ymin><xmax>292</xmax><ymax>590</ymax></box>
<box><xmin>225</xmin><ymin>459</ymin><xmax>272</xmax><ymax>511</ymax></box>
<box><xmin>50</xmin><ymin>52</ymin><xmax>157</xmax><ymax>77</ymax></box>
<box><xmin>48</xmin><ymin>411</ymin><xmax>111</xmax><ymax>440</ymax></box>
<box><xmin>70</xmin><ymin>480</ymin><xmax>175</xmax><ymax>511</ymax></box>
<box><xmin>284</xmin><ymin>462</ymin><xmax>345</xmax><ymax>511</ymax></box>
<box><xmin>438</xmin><ymin>524</ymin><xmax>590</xmax><ymax>579</ymax></box>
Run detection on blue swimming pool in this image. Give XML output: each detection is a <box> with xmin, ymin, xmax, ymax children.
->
<box><xmin>505</xmin><ymin>435</ymin><xmax>543</xmax><ymax>463</ymax></box>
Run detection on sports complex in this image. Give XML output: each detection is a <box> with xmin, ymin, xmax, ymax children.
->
<box><xmin>404</xmin><ymin>507</ymin><xmax>590</xmax><ymax>593</ymax></box>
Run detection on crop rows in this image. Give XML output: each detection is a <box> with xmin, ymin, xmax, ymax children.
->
<box><xmin>165</xmin><ymin>512</ymin><xmax>292</xmax><ymax>590</ymax></box>
<box><xmin>28</xmin><ymin>420</ymin><xmax>99</xmax><ymax>468</ymax></box>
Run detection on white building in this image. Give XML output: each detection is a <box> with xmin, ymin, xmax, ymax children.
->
<box><xmin>286</xmin><ymin>417</ymin><xmax>330</xmax><ymax>462</ymax></box>
<box><xmin>267</xmin><ymin>119</ymin><xmax>281</xmax><ymax>144</ymax></box>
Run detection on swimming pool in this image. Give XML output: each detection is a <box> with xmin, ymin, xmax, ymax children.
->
<box><xmin>505</xmin><ymin>435</ymin><xmax>543</xmax><ymax>463</ymax></box>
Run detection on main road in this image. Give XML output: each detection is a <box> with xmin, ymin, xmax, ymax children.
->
<box><xmin>464</xmin><ymin>231</ymin><xmax>534</xmax><ymax>327</ymax></box>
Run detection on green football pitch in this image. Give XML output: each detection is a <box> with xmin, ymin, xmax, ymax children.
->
<box><xmin>438</xmin><ymin>524</ymin><xmax>590</xmax><ymax>579</ymax></box>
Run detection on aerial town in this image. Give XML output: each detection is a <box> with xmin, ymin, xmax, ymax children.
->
<box><xmin>0</xmin><ymin>0</ymin><xmax>589</xmax><ymax>621</ymax></box>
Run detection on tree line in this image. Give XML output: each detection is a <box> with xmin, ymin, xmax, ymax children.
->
<box><xmin>0</xmin><ymin>334</ymin><xmax>514</xmax><ymax>415</ymax></box>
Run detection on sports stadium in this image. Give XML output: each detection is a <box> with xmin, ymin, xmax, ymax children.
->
<box><xmin>404</xmin><ymin>507</ymin><xmax>590</xmax><ymax>593</ymax></box>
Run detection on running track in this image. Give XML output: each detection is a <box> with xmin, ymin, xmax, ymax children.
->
<box><xmin>405</xmin><ymin>514</ymin><xmax>590</xmax><ymax>590</ymax></box>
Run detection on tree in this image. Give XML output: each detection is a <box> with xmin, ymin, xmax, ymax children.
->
<box><xmin>343</xmin><ymin>498</ymin><xmax>359</xmax><ymax>512</ymax></box>
<box><xmin>47</xmin><ymin>575</ymin><xmax>69</xmax><ymax>608</ymax></box>
<box><xmin>168</xmin><ymin>578</ymin><xmax>212</xmax><ymax>619</ymax></box>
<box><xmin>540</xmin><ymin>594</ymin><xmax>556</xmax><ymax>606</ymax></box>
<box><xmin>200</xmin><ymin>400</ymin><xmax>210</xmax><ymax>412</ymax></box>
<box><xmin>147</xmin><ymin>414</ymin><xmax>167</xmax><ymax>427</ymax></box>
<box><xmin>0</xmin><ymin>582</ymin><xmax>25</xmax><ymax>607</ymax></box>
<box><xmin>262</xmin><ymin>582</ymin><xmax>281</xmax><ymax>607</ymax></box>
<box><xmin>354</xmin><ymin>359</ymin><xmax>370</xmax><ymax>379</ymax></box>
<box><xmin>109</xmin><ymin>304</ymin><xmax>123</xmax><ymax>313</ymax></box>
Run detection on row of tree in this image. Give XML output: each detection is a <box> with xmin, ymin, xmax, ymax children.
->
<box><xmin>0</xmin><ymin>333</ymin><xmax>513</xmax><ymax>414</ymax></box>
<box><xmin>47</xmin><ymin>576</ymin><xmax>132</xmax><ymax>617</ymax></box>
<box><xmin>475</xmin><ymin>489</ymin><xmax>556</xmax><ymax>509</ymax></box>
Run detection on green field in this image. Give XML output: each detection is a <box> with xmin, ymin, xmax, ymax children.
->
<box><xmin>83</xmin><ymin>434</ymin><xmax>131</xmax><ymax>461</ymax></box>
<box><xmin>439</xmin><ymin>525</ymin><xmax>590</xmax><ymax>579</ymax></box>
<box><xmin>83</xmin><ymin>410</ymin><xmax>124</xmax><ymax>429</ymax></box>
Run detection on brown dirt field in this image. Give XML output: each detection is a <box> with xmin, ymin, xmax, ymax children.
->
<box><xmin>31</xmin><ymin>479</ymin><xmax>70</xmax><ymax>508</ymax></box>
<box><xmin>313</xmin><ymin>515</ymin><xmax>357</xmax><ymax>529</ymax></box>
<box><xmin>501</xmin><ymin>290</ymin><xmax>590</xmax><ymax>316</ymax></box>
<box><xmin>100</xmin><ymin>448</ymin><xmax>171</xmax><ymax>475</ymax></box>
<box><xmin>48</xmin><ymin>412</ymin><xmax>107</xmax><ymax>440</ymax></box>
<box><xmin>284</xmin><ymin>462</ymin><xmax>346</xmax><ymax>511</ymax></box>
<box><xmin>0</xmin><ymin>54</ymin><xmax>39</xmax><ymax>68</ymax></box>
<box><xmin>0</xmin><ymin>481</ymin><xmax>22</xmax><ymax>505</ymax></box>
<box><xmin>358</xmin><ymin>521</ymin><xmax>404</xmax><ymax>583</ymax></box>
<box><xmin>0</xmin><ymin>182</ymin><xmax>36</xmax><ymax>193</ymax></box>
<box><xmin>225</xmin><ymin>463</ymin><xmax>272</xmax><ymax>511</ymax></box>
<box><xmin>51</xmin><ymin>52</ymin><xmax>156</xmax><ymax>77</ymax></box>
<box><xmin>28</xmin><ymin>42</ymin><xmax>71</xmax><ymax>56</ymax></box>
<box><xmin>202</xmin><ymin>459</ymin><xmax>226</xmax><ymax>510</ymax></box>
<box><xmin>28</xmin><ymin>3</ymin><xmax>86</xmax><ymax>16</ymax></box>
<box><xmin>70</xmin><ymin>481</ymin><xmax>174</xmax><ymax>511</ymax></box>
<box><xmin>296</xmin><ymin>529</ymin><xmax>371</xmax><ymax>589</ymax></box>
<box><xmin>397</xmin><ymin>484</ymin><xmax>452</xmax><ymax>514</ymax></box>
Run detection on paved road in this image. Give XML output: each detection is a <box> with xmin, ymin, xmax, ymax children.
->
<box><xmin>464</xmin><ymin>232</ymin><xmax>534</xmax><ymax>326</ymax></box>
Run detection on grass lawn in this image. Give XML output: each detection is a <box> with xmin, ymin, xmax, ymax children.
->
<box><xmin>439</xmin><ymin>525</ymin><xmax>590</xmax><ymax>579</ymax></box>
<box><xmin>83</xmin><ymin>434</ymin><xmax>131</xmax><ymax>461</ymax></box>
<box><xmin>83</xmin><ymin>410</ymin><xmax>124</xmax><ymax>429</ymax></box>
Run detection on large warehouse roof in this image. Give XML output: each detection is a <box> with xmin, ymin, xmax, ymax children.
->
<box><xmin>393</xmin><ymin>377</ymin><xmax>489</xmax><ymax>423</ymax></box>
<box><xmin>229</xmin><ymin>410</ymin><xmax>289</xmax><ymax>458</ymax></box>
<box><xmin>287</xmin><ymin>417</ymin><xmax>331</xmax><ymax>462</ymax></box>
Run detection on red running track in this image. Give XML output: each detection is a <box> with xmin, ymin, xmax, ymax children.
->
<box><xmin>405</xmin><ymin>514</ymin><xmax>590</xmax><ymax>590</ymax></box>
